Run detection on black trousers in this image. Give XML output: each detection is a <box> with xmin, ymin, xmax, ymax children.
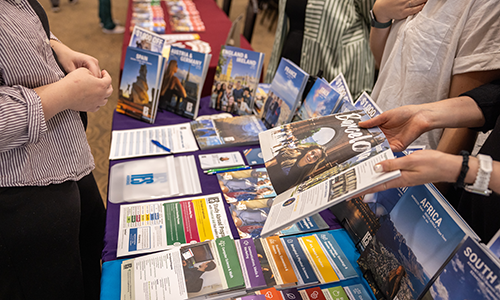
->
<box><xmin>0</xmin><ymin>173</ymin><xmax>105</xmax><ymax>300</ymax></box>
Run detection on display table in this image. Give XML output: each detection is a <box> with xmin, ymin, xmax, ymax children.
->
<box><xmin>121</xmin><ymin>0</ymin><xmax>253</xmax><ymax>97</ymax></box>
<box><xmin>100</xmin><ymin>1</ymin><xmax>371</xmax><ymax>298</ymax></box>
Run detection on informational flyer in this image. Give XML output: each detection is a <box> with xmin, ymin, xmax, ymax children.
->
<box><xmin>116</xmin><ymin>193</ymin><xmax>233</xmax><ymax>257</ymax></box>
<box><xmin>121</xmin><ymin>248</ymin><xmax>187</xmax><ymax>300</ymax></box>
<box><xmin>109</xmin><ymin>123</ymin><xmax>199</xmax><ymax>160</ymax></box>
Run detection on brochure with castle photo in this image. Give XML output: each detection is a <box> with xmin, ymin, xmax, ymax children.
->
<box><xmin>158</xmin><ymin>46</ymin><xmax>211</xmax><ymax>119</ymax></box>
<box><xmin>210</xmin><ymin>45</ymin><xmax>265</xmax><ymax>115</ymax></box>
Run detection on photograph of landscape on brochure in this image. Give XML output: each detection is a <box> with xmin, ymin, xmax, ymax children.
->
<box><xmin>357</xmin><ymin>185</ymin><xmax>474</xmax><ymax>300</ymax></box>
<box><xmin>295</xmin><ymin>78</ymin><xmax>342</xmax><ymax>121</ymax></box>
<box><xmin>117</xmin><ymin>47</ymin><xmax>163</xmax><ymax>123</ymax></box>
<box><xmin>259</xmin><ymin>110</ymin><xmax>391</xmax><ymax>194</ymax></box>
<box><xmin>261</xmin><ymin>58</ymin><xmax>309</xmax><ymax>129</ymax></box>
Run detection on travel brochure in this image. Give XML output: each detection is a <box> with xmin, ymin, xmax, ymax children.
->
<box><xmin>116</xmin><ymin>193</ymin><xmax>232</xmax><ymax>258</ymax></box>
<box><xmin>210</xmin><ymin>45</ymin><xmax>265</xmax><ymax>115</ymax></box>
<box><xmin>158</xmin><ymin>46</ymin><xmax>211</xmax><ymax>119</ymax></box>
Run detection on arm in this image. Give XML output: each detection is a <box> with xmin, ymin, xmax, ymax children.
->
<box><xmin>358</xmin><ymin>96</ymin><xmax>485</xmax><ymax>151</ymax></box>
<box><xmin>369</xmin><ymin>0</ymin><xmax>426</xmax><ymax>68</ymax></box>
<box><xmin>437</xmin><ymin>70</ymin><xmax>500</xmax><ymax>155</ymax></box>
<box><xmin>367</xmin><ymin>149</ymin><xmax>500</xmax><ymax>195</ymax></box>
<box><xmin>173</xmin><ymin>77</ymin><xmax>187</xmax><ymax>98</ymax></box>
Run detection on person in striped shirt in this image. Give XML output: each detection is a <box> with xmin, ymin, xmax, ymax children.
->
<box><xmin>265</xmin><ymin>0</ymin><xmax>376</xmax><ymax>99</ymax></box>
<box><xmin>0</xmin><ymin>0</ymin><xmax>112</xmax><ymax>299</ymax></box>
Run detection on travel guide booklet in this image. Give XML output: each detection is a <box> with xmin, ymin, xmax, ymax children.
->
<box><xmin>117</xmin><ymin>46</ymin><xmax>166</xmax><ymax>123</ymax></box>
<box><xmin>261</xmin><ymin>58</ymin><xmax>309</xmax><ymax>129</ymax></box>
<box><xmin>330</xmin><ymin>73</ymin><xmax>354</xmax><ymax>105</ymax></box>
<box><xmin>210</xmin><ymin>45</ymin><xmax>265</xmax><ymax>115</ymax></box>
<box><xmin>294</xmin><ymin>77</ymin><xmax>342</xmax><ymax>121</ymax></box>
<box><xmin>129</xmin><ymin>25</ymin><xmax>168</xmax><ymax>54</ymax></box>
<box><xmin>190</xmin><ymin>115</ymin><xmax>267</xmax><ymax>150</ymax></box>
<box><xmin>357</xmin><ymin>184</ymin><xmax>479</xmax><ymax>300</ymax></box>
<box><xmin>423</xmin><ymin>236</ymin><xmax>500</xmax><ymax>300</ymax></box>
<box><xmin>258</xmin><ymin>110</ymin><xmax>400</xmax><ymax>237</ymax></box>
<box><xmin>158</xmin><ymin>46</ymin><xmax>211</xmax><ymax>119</ymax></box>
<box><xmin>116</xmin><ymin>193</ymin><xmax>233</xmax><ymax>257</ymax></box>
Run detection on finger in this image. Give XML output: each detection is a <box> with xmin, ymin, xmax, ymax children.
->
<box><xmin>101</xmin><ymin>70</ymin><xmax>113</xmax><ymax>85</ymax></box>
<box><xmin>358</xmin><ymin>114</ymin><xmax>385</xmax><ymax>128</ymax></box>
<box><xmin>409</xmin><ymin>2</ymin><xmax>425</xmax><ymax>13</ymax></box>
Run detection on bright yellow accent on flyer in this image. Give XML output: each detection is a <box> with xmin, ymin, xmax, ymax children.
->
<box><xmin>299</xmin><ymin>236</ymin><xmax>339</xmax><ymax>283</ymax></box>
<box><xmin>192</xmin><ymin>198</ymin><xmax>214</xmax><ymax>241</ymax></box>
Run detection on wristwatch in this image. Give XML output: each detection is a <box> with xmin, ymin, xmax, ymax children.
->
<box><xmin>370</xmin><ymin>10</ymin><xmax>393</xmax><ymax>29</ymax></box>
<box><xmin>465</xmin><ymin>154</ymin><xmax>493</xmax><ymax>196</ymax></box>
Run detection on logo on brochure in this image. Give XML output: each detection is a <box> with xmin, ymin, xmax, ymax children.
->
<box><xmin>126</xmin><ymin>173</ymin><xmax>167</xmax><ymax>185</ymax></box>
<box><xmin>283</xmin><ymin>198</ymin><xmax>295</xmax><ymax>207</ymax></box>
<box><xmin>208</xmin><ymin>197</ymin><xmax>219</xmax><ymax>204</ymax></box>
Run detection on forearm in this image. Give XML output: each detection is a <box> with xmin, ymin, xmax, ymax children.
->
<box><xmin>34</xmin><ymin>81</ymin><xmax>71</xmax><ymax>121</ymax></box>
<box><xmin>420</xmin><ymin>97</ymin><xmax>485</xmax><ymax>130</ymax></box>
<box><xmin>369</xmin><ymin>26</ymin><xmax>391</xmax><ymax>69</ymax></box>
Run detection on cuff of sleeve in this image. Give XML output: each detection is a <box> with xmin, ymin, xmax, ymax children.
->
<box><xmin>20</xmin><ymin>86</ymin><xmax>48</xmax><ymax>143</ymax></box>
<box><xmin>453</xmin><ymin>52</ymin><xmax>500</xmax><ymax>76</ymax></box>
<box><xmin>50</xmin><ymin>32</ymin><xmax>61</xmax><ymax>44</ymax></box>
<box><xmin>461</xmin><ymin>79</ymin><xmax>500</xmax><ymax>132</ymax></box>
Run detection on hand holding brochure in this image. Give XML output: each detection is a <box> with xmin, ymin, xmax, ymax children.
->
<box><xmin>258</xmin><ymin>108</ymin><xmax>400</xmax><ymax>238</ymax></box>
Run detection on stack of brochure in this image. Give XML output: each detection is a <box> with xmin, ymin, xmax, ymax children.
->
<box><xmin>130</xmin><ymin>0</ymin><xmax>166</xmax><ymax>34</ymax></box>
<box><xmin>210</xmin><ymin>45</ymin><xmax>265</xmax><ymax>116</ymax></box>
<box><xmin>119</xmin><ymin>229</ymin><xmax>362</xmax><ymax>300</ymax></box>
<box><xmin>159</xmin><ymin>45</ymin><xmax>211</xmax><ymax>119</ymax></box>
<box><xmin>165</xmin><ymin>0</ymin><xmax>206</xmax><ymax>32</ymax></box>
<box><xmin>117</xmin><ymin>27</ymin><xmax>168</xmax><ymax>123</ymax></box>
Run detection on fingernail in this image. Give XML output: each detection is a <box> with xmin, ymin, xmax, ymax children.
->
<box><xmin>374</xmin><ymin>164</ymin><xmax>384</xmax><ymax>173</ymax></box>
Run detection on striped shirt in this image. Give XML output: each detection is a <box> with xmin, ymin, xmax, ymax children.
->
<box><xmin>0</xmin><ymin>0</ymin><xmax>94</xmax><ymax>187</ymax></box>
<box><xmin>265</xmin><ymin>0</ymin><xmax>375</xmax><ymax>100</ymax></box>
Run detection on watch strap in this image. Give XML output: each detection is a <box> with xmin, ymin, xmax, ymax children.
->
<box><xmin>465</xmin><ymin>154</ymin><xmax>492</xmax><ymax>196</ymax></box>
<box><xmin>370</xmin><ymin>9</ymin><xmax>393</xmax><ymax>29</ymax></box>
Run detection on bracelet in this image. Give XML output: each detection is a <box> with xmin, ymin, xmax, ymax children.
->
<box><xmin>454</xmin><ymin>150</ymin><xmax>470</xmax><ymax>190</ymax></box>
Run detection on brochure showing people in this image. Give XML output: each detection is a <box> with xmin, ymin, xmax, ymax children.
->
<box><xmin>260</xmin><ymin>58</ymin><xmax>309</xmax><ymax>129</ymax></box>
<box><xmin>216</xmin><ymin>168</ymin><xmax>276</xmax><ymax>203</ymax></box>
<box><xmin>258</xmin><ymin>110</ymin><xmax>400</xmax><ymax>237</ymax></box>
<box><xmin>210</xmin><ymin>45</ymin><xmax>265</xmax><ymax>115</ymax></box>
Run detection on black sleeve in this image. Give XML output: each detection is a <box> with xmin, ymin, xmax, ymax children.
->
<box><xmin>461</xmin><ymin>79</ymin><xmax>500</xmax><ymax>133</ymax></box>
